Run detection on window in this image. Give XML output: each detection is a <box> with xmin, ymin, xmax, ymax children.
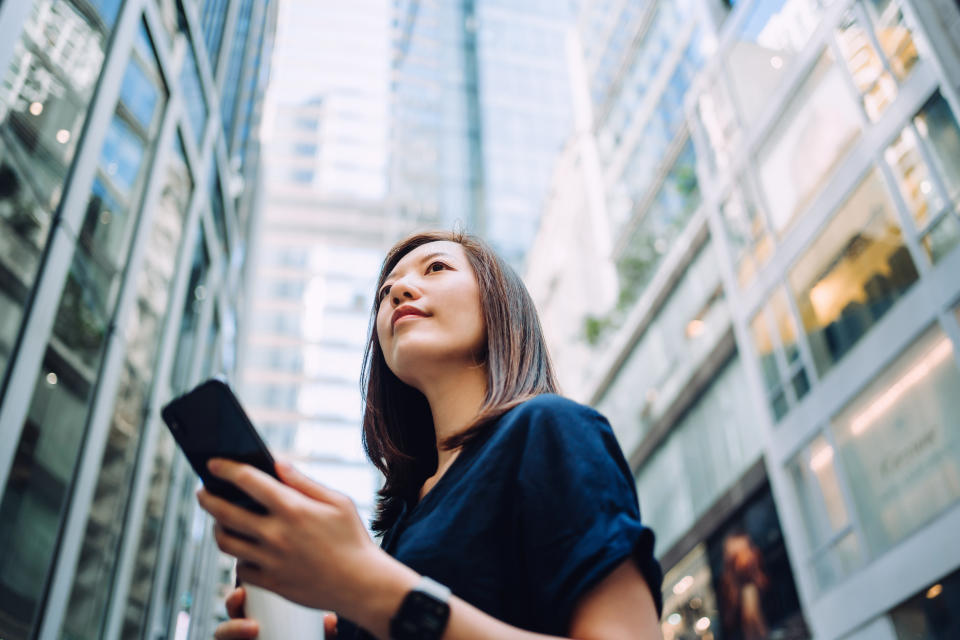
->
<box><xmin>788</xmin><ymin>434</ymin><xmax>864</xmax><ymax>591</ymax></box>
<box><xmin>170</xmin><ymin>232</ymin><xmax>210</xmax><ymax>393</ymax></box>
<box><xmin>863</xmin><ymin>0</ymin><xmax>919</xmax><ymax>81</ymax></box>
<box><xmin>789</xmin><ymin>169</ymin><xmax>918</xmax><ymax>376</ymax></box>
<box><xmin>890</xmin><ymin>566</ymin><xmax>960</xmax><ymax>639</ymax></box>
<box><xmin>724</xmin><ymin>0</ymin><xmax>832</xmax><ymax>123</ymax></box>
<box><xmin>835</xmin><ymin>11</ymin><xmax>897</xmax><ymax>122</ymax></box>
<box><xmin>696</xmin><ymin>76</ymin><xmax>740</xmax><ymax>177</ymax></box>
<box><xmin>757</xmin><ymin>50</ymin><xmax>862</xmax><ymax>235</ymax></box>
<box><xmin>616</xmin><ymin>140</ymin><xmax>701</xmax><ymax>310</ymax></box>
<box><xmin>180</xmin><ymin>37</ymin><xmax>208</xmax><ymax>145</ymax></box>
<box><xmin>599</xmin><ymin>243</ymin><xmax>727</xmax><ymax>452</ymax></box>
<box><xmin>635</xmin><ymin>356</ymin><xmax>763</xmax><ymax>555</ymax></box>
<box><xmin>831</xmin><ymin>324</ymin><xmax>960</xmax><ymax>557</ymax></box>
<box><xmin>291</xmin><ymin>169</ymin><xmax>314</xmax><ymax>184</ymax></box>
<box><xmin>0</xmin><ymin>0</ymin><xmax>114</xmax><ymax>386</ymax></box>
<box><xmin>720</xmin><ymin>177</ymin><xmax>773</xmax><ymax>288</ymax></box>
<box><xmin>751</xmin><ymin>287</ymin><xmax>810</xmax><ymax>422</ymax></box>
<box><xmin>209</xmin><ymin>163</ymin><xmax>229</xmax><ymax>256</ymax></box>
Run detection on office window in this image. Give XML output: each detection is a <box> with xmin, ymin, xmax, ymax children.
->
<box><xmin>616</xmin><ymin>140</ymin><xmax>700</xmax><ymax>310</ymax></box>
<box><xmin>788</xmin><ymin>434</ymin><xmax>864</xmax><ymax>591</ymax></box>
<box><xmin>209</xmin><ymin>163</ymin><xmax>229</xmax><ymax>256</ymax></box>
<box><xmin>863</xmin><ymin>0</ymin><xmax>919</xmax><ymax>81</ymax></box>
<box><xmin>890</xmin><ymin>567</ymin><xmax>960</xmax><ymax>640</ymax></box>
<box><xmin>751</xmin><ymin>287</ymin><xmax>810</xmax><ymax>422</ymax></box>
<box><xmin>170</xmin><ymin>232</ymin><xmax>210</xmax><ymax>393</ymax></box>
<box><xmin>696</xmin><ymin>76</ymin><xmax>740</xmax><ymax>177</ymax></box>
<box><xmin>720</xmin><ymin>177</ymin><xmax>773</xmax><ymax>288</ymax></box>
<box><xmin>835</xmin><ymin>11</ymin><xmax>898</xmax><ymax>122</ymax></box>
<box><xmin>789</xmin><ymin>169</ymin><xmax>918</xmax><ymax>376</ymax></box>
<box><xmin>180</xmin><ymin>37</ymin><xmax>208</xmax><ymax>145</ymax></box>
<box><xmin>635</xmin><ymin>356</ymin><xmax>762</xmax><ymax>555</ymax></box>
<box><xmin>885</xmin><ymin>91</ymin><xmax>960</xmax><ymax>264</ymax></box>
<box><xmin>757</xmin><ymin>50</ymin><xmax>862</xmax><ymax>235</ymax></box>
<box><xmin>831</xmin><ymin>325</ymin><xmax>960</xmax><ymax>557</ymax></box>
<box><xmin>724</xmin><ymin>0</ymin><xmax>831</xmax><ymax>123</ymax></box>
<box><xmin>0</xmin><ymin>0</ymin><xmax>113</xmax><ymax>386</ymax></box>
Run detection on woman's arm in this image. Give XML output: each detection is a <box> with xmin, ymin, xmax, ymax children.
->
<box><xmin>352</xmin><ymin>551</ymin><xmax>661</xmax><ymax>640</ymax></box>
<box><xmin>198</xmin><ymin>459</ymin><xmax>661</xmax><ymax>640</ymax></box>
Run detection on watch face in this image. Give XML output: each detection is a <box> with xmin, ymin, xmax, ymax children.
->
<box><xmin>391</xmin><ymin>590</ymin><xmax>451</xmax><ymax>640</ymax></box>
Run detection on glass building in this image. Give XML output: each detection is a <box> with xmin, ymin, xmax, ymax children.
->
<box><xmin>0</xmin><ymin>0</ymin><xmax>276</xmax><ymax>637</ymax></box>
<box><xmin>528</xmin><ymin>0</ymin><xmax>960</xmax><ymax>639</ymax></box>
<box><xmin>237</xmin><ymin>0</ymin><xmax>397</xmax><ymax>532</ymax></box>
<box><xmin>389</xmin><ymin>0</ymin><xmax>574</xmax><ymax>269</ymax></box>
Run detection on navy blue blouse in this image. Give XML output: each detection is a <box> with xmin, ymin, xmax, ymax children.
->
<box><xmin>339</xmin><ymin>394</ymin><xmax>662</xmax><ymax>638</ymax></box>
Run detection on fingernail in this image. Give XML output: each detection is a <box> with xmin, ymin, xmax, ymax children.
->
<box><xmin>207</xmin><ymin>459</ymin><xmax>221</xmax><ymax>474</ymax></box>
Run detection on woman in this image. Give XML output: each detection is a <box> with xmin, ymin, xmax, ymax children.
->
<box><xmin>198</xmin><ymin>231</ymin><xmax>663</xmax><ymax>639</ymax></box>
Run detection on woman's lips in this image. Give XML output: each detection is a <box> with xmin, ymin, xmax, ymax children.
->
<box><xmin>391</xmin><ymin>306</ymin><xmax>429</xmax><ymax>328</ymax></box>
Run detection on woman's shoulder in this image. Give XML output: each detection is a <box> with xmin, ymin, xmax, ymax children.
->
<box><xmin>494</xmin><ymin>393</ymin><xmax>611</xmax><ymax>442</ymax></box>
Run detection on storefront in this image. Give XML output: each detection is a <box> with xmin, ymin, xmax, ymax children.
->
<box><xmin>661</xmin><ymin>482</ymin><xmax>808</xmax><ymax>640</ymax></box>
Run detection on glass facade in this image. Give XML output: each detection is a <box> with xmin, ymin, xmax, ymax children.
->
<box><xmin>389</xmin><ymin>0</ymin><xmax>573</xmax><ymax>269</ymax></box>
<box><xmin>0</xmin><ymin>0</ymin><xmax>116</xmax><ymax>391</ymax></box>
<box><xmin>635</xmin><ymin>356</ymin><xmax>763</xmax><ymax>555</ymax></box>
<box><xmin>685</xmin><ymin>0</ymin><xmax>960</xmax><ymax>634</ymax></box>
<box><xmin>0</xmin><ymin>0</ymin><xmax>275</xmax><ymax>637</ymax></box>
<box><xmin>556</xmin><ymin>0</ymin><xmax>960</xmax><ymax>638</ymax></box>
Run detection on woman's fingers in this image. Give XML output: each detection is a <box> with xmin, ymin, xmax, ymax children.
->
<box><xmin>196</xmin><ymin>488</ymin><xmax>266</xmax><ymax>540</ymax></box>
<box><xmin>214</xmin><ymin>524</ymin><xmax>273</xmax><ymax>567</ymax></box>
<box><xmin>225</xmin><ymin>586</ymin><xmax>246</xmax><ymax>618</ymax></box>
<box><xmin>213</xmin><ymin>618</ymin><xmax>259</xmax><ymax>639</ymax></box>
<box><xmin>208</xmin><ymin>459</ymin><xmax>288</xmax><ymax>512</ymax></box>
<box><xmin>276</xmin><ymin>460</ymin><xmax>344</xmax><ymax>506</ymax></box>
<box><xmin>324</xmin><ymin>612</ymin><xmax>338</xmax><ymax>638</ymax></box>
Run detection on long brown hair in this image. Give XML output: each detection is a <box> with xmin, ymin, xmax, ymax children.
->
<box><xmin>360</xmin><ymin>230</ymin><xmax>559</xmax><ymax>534</ymax></box>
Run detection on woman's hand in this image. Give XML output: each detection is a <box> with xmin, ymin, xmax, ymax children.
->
<box><xmin>196</xmin><ymin>458</ymin><xmax>389</xmax><ymax>617</ymax></box>
<box><xmin>213</xmin><ymin>587</ymin><xmax>258</xmax><ymax>639</ymax></box>
<box><xmin>213</xmin><ymin>587</ymin><xmax>339</xmax><ymax>638</ymax></box>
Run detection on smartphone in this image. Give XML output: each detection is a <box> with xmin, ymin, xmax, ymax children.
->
<box><xmin>161</xmin><ymin>378</ymin><xmax>278</xmax><ymax>514</ymax></box>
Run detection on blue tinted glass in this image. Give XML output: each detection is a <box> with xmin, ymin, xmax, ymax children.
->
<box><xmin>120</xmin><ymin>60</ymin><xmax>158</xmax><ymax>129</ymax></box>
<box><xmin>180</xmin><ymin>44</ymin><xmax>208</xmax><ymax>143</ymax></box>
<box><xmin>101</xmin><ymin>117</ymin><xmax>145</xmax><ymax>194</ymax></box>
<box><xmin>91</xmin><ymin>0</ymin><xmax>123</xmax><ymax>27</ymax></box>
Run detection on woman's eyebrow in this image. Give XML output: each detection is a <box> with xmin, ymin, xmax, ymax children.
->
<box><xmin>383</xmin><ymin>251</ymin><xmax>456</xmax><ymax>283</ymax></box>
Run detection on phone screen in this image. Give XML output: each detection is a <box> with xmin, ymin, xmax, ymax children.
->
<box><xmin>162</xmin><ymin>379</ymin><xmax>277</xmax><ymax>513</ymax></box>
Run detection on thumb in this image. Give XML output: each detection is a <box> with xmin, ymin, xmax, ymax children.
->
<box><xmin>324</xmin><ymin>612</ymin><xmax>338</xmax><ymax>638</ymax></box>
<box><xmin>275</xmin><ymin>460</ymin><xmax>341</xmax><ymax>505</ymax></box>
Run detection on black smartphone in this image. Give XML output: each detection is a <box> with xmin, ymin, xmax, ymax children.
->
<box><xmin>161</xmin><ymin>378</ymin><xmax>278</xmax><ymax>514</ymax></box>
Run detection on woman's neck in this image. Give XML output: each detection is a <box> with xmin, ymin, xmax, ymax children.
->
<box><xmin>419</xmin><ymin>362</ymin><xmax>487</xmax><ymax>471</ymax></box>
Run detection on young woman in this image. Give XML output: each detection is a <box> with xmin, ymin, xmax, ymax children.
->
<box><xmin>198</xmin><ymin>231</ymin><xmax>663</xmax><ymax>639</ymax></box>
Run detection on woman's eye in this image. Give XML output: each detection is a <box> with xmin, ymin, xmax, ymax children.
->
<box><xmin>428</xmin><ymin>261</ymin><xmax>447</xmax><ymax>273</ymax></box>
<box><xmin>379</xmin><ymin>285</ymin><xmax>391</xmax><ymax>300</ymax></box>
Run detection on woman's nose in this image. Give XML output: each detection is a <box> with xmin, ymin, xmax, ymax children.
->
<box><xmin>390</xmin><ymin>279</ymin><xmax>418</xmax><ymax>305</ymax></box>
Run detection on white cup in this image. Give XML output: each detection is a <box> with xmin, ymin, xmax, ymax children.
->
<box><xmin>243</xmin><ymin>584</ymin><xmax>326</xmax><ymax>640</ymax></box>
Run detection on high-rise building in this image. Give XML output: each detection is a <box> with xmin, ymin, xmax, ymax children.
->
<box><xmin>237</xmin><ymin>0</ymin><xmax>398</xmax><ymax>530</ymax></box>
<box><xmin>0</xmin><ymin>0</ymin><xmax>276</xmax><ymax>637</ymax></box>
<box><xmin>389</xmin><ymin>0</ymin><xmax>574</xmax><ymax>269</ymax></box>
<box><xmin>527</xmin><ymin>0</ymin><xmax>960</xmax><ymax>639</ymax></box>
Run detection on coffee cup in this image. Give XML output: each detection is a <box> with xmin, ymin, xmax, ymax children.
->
<box><xmin>243</xmin><ymin>583</ymin><xmax>326</xmax><ymax>639</ymax></box>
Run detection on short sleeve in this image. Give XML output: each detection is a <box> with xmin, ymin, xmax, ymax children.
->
<box><xmin>514</xmin><ymin>398</ymin><xmax>663</xmax><ymax>634</ymax></box>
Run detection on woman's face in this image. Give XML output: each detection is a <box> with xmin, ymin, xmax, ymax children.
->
<box><xmin>376</xmin><ymin>241</ymin><xmax>486</xmax><ymax>387</ymax></box>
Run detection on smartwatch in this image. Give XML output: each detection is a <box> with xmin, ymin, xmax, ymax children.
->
<box><xmin>389</xmin><ymin>575</ymin><xmax>451</xmax><ymax>640</ymax></box>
